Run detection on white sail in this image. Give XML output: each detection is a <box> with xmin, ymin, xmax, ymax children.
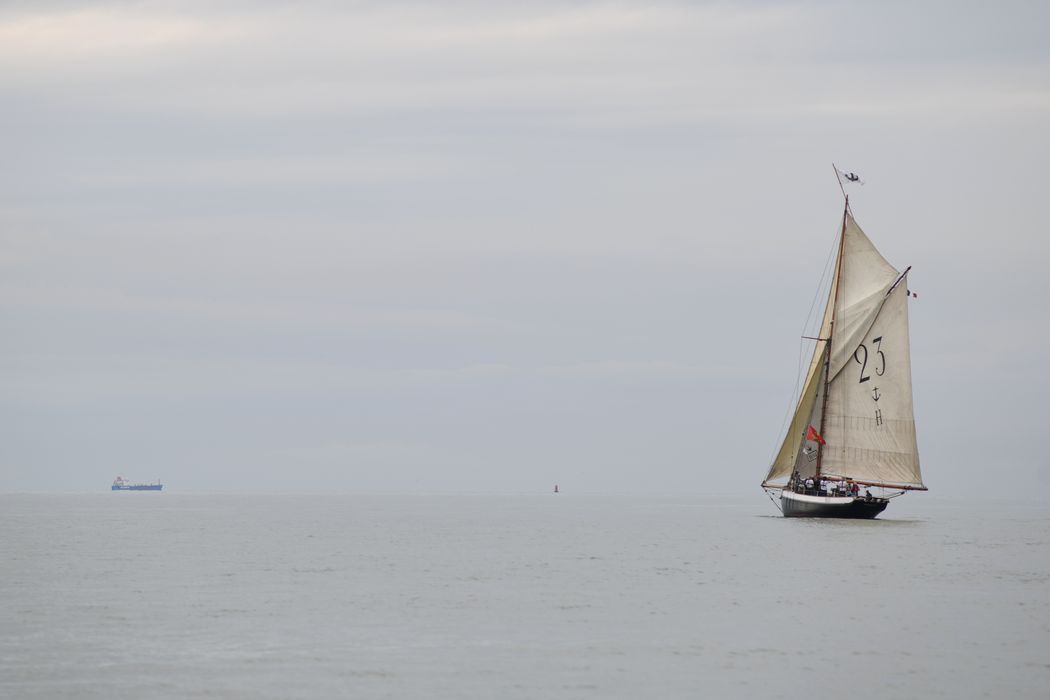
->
<box><xmin>828</xmin><ymin>214</ymin><xmax>900</xmax><ymax>379</ymax></box>
<box><xmin>822</xmin><ymin>275</ymin><xmax>923</xmax><ymax>486</ymax></box>
<box><xmin>764</xmin><ymin>210</ymin><xmax>923</xmax><ymax>489</ymax></box>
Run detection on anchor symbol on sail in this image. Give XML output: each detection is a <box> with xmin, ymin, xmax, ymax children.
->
<box><xmin>872</xmin><ymin>386</ymin><xmax>880</xmax><ymax>402</ymax></box>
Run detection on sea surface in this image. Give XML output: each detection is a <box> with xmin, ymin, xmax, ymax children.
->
<box><xmin>2</xmin><ymin>493</ymin><xmax>1048</xmax><ymax>699</ymax></box>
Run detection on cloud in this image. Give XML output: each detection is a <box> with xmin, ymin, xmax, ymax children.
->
<box><xmin>69</xmin><ymin>153</ymin><xmax>463</xmax><ymax>189</ymax></box>
<box><xmin>2</xmin><ymin>1</ymin><xmax>1049</xmax><ymax>493</ymax></box>
<box><xmin>0</xmin><ymin>3</ymin><xmax>799</xmax><ymax>122</ymax></box>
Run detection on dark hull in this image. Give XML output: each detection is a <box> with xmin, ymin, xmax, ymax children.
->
<box><xmin>112</xmin><ymin>484</ymin><xmax>163</xmax><ymax>491</ymax></box>
<box><xmin>781</xmin><ymin>493</ymin><xmax>887</xmax><ymax>519</ymax></box>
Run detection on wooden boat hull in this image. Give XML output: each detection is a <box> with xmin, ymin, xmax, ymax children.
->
<box><xmin>780</xmin><ymin>490</ymin><xmax>887</xmax><ymax>519</ymax></box>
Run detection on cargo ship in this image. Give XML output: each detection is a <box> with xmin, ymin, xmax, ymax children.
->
<box><xmin>111</xmin><ymin>476</ymin><xmax>163</xmax><ymax>491</ymax></box>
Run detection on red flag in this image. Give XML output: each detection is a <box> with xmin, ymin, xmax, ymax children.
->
<box><xmin>806</xmin><ymin>425</ymin><xmax>826</xmax><ymax>445</ymax></box>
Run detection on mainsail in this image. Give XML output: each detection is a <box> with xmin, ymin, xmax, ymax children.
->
<box><xmin>763</xmin><ymin>207</ymin><xmax>924</xmax><ymax>490</ymax></box>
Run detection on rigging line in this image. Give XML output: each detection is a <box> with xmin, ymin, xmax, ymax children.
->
<box><xmin>766</xmin><ymin>228</ymin><xmax>840</xmax><ymax>465</ymax></box>
<box><xmin>803</xmin><ymin>226</ymin><xmax>840</xmax><ymax>339</ymax></box>
<box><xmin>832</xmin><ymin>162</ymin><xmax>847</xmax><ymax>202</ymax></box>
<box><xmin>764</xmin><ymin>489</ymin><xmax>784</xmax><ymax>513</ymax></box>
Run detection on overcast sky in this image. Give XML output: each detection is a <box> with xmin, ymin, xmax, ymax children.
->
<box><xmin>2</xmin><ymin>0</ymin><xmax>1048</xmax><ymax>495</ymax></box>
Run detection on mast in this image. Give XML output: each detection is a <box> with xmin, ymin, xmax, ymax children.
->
<box><xmin>815</xmin><ymin>196</ymin><xmax>849</xmax><ymax>478</ymax></box>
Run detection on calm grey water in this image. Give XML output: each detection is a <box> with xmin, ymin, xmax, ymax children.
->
<box><xmin>2</xmin><ymin>493</ymin><xmax>1048</xmax><ymax>699</ymax></box>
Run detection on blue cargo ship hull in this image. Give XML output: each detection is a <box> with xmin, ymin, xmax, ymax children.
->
<box><xmin>111</xmin><ymin>484</ymin><xmax>163</xmax><ymax>491</ymax></box>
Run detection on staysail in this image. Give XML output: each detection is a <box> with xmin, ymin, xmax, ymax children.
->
<box><xmin>763</xmin><ymin>209</ymin><xmax>924</xmax><ymax>489</ymax></box>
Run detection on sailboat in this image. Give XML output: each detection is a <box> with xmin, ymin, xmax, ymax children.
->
<box><xmin>762</xmin><ymin>178</ymin><xmax>926</xmax><ymax>518</ymax></box>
